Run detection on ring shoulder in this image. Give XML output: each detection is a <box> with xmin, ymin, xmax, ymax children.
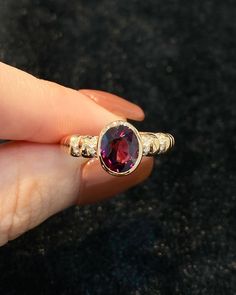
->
<box><xmin>140</xmin><ymin>132</ymin><xmax>175</xmax><ymax>156</ymax></box>
<box><xmin>80</xmin><ymin>136</ymin><xmax>98</xmax><ymax>158</ymax></box>
<box><xmin>61</xmin><ymin>135</ymin><xmax>98</xmax><ymax>158</ymax></box>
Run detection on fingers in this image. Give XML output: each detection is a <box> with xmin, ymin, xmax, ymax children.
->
<box><xmin>80</xmin><ymin>89</ymin><xmax>145</xmax><ymax>121</ymax></box>
<box><xmin>0</xmin><ymin>61</ymin><xmax>151</xmax><ymax>246</ymax></box>
<box><xmin>0</xmin><ymin>141</ymin><xmax>153</xmax><ymax>246</ymax></box>
<box><xmin>0</xmin><ymin>62</ymin><xmax>144</xmax><ymax>142</ymax></box>
<box><xmin>79</xmin><ymin>157</ymin><xmax>153</xmax><ymax>204</ymax></box>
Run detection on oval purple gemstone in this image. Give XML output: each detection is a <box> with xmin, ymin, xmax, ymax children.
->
<box><xmin>100</xmin><ymin>124</ymin><xmax>140</xmax><ymax>173</ymax></box>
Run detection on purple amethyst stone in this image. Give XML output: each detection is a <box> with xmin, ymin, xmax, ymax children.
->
<box><xmin>100</xmin><ymin>124</ymin><xmax>140</xmax><ymax>173</ymax></box>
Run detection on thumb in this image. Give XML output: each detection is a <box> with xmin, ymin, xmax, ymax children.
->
<box><xmin>0</xmin><ymin>141</ymin><xmax>153</xmax><ymax>246</ymax></box>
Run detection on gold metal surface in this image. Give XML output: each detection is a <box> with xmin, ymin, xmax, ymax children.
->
<box><xmin>60</xmin><ymin>120</ymin><xmax>175</xmax><ymax>176</ymax></box>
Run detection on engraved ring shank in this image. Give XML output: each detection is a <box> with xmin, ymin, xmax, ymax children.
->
<box><xmin>61</xmin><ymin>132</ymin><xmax>174</xmax><ymax>158</ymax></box>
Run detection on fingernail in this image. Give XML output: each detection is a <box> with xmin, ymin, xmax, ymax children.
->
<box><xmin>78</xmin><ymin>157</ymin><xmax>153</xmax><ymax>205</ymax></box>
<box><xmin>79</xmin><ymin>89</ymin><xmax>145</xmax><ymax>121</ymax></box>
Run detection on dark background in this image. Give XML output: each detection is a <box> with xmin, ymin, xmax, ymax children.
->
<box><xmin>0</xmin><ymin>0</ymin><xmax>235</xmax><ymax>294</ymax></box>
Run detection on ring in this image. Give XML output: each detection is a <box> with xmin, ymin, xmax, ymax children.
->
<box><xmin>61</xmin><ymin>120</ymin><xmax>175</xmax><ymax>176</ymax></box>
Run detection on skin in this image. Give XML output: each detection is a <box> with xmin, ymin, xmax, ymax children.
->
<box><xmin>0</xmin><ymin>62</ymin><xmax>153</xmax><ymax>246</ymax></box>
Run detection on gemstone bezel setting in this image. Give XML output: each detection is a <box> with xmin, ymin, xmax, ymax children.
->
<box><xmin>97</xmin><ymin>121</ymin><xmax>143</xmax><ymax>176</ymax></box>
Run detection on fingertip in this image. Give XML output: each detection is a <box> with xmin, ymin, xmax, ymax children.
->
<box><xmin>79</xmin><ymin>89</ymin><xmax>145</xmax><ymax>122</ymax></box>
<box><xmin>78</xmin><ymin>157</ymin><xmax>154</xmax><ymax>205</ymax></box>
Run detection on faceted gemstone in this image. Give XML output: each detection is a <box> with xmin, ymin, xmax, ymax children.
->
<box><xmin>81</xmin><ymin>136</ymin><xmax>97</xmax><ymax>157</ymax></box>
<box><xmin>141</xmin><ymin>133</ymin><xmax>160</xmax><ymax>156</ymax></box>
<box><xmin>70</xmin><ymin>136</ymin><xmax>80</xmax><ymax>156</ymax></box>
<box><xmin>100</xmin><ymin>124</ymin><xmax>140</xmax><ymax>173</ymax></box>
<box><xmin>141</xmin><ymin>135</ymin><xmax>153</xmax><ymax>156</ymax></box>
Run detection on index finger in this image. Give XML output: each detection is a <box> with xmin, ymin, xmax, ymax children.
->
<box><xmin>0</xmin><ymin>62</ymin><xmax>143</xmax><ymax>143</ymax></box>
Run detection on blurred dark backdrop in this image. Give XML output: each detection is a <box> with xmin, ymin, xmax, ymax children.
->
<box><xmin>0</xmin><ymin>0</ymin><xmax>235</xmax><ymax>294</ymax></box>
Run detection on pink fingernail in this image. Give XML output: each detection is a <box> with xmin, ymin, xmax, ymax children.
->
<box><xmin>78</xmin><ymin>157</ymin><xmax>153</xmax><ymax>205</ymax></box>
<box><xmin>80</xmin><ymin>89</ymin><xmax>145</xmax><ymax>121</ymax></box>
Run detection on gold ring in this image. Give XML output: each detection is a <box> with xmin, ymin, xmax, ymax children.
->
<box><xmin>61</xmin><ymin>120</ymin><xmax>175</xmax><ymax>176</ymax></box>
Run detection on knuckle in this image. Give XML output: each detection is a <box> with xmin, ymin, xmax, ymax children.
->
<box><xmin>0</xmin><ymin>173</ymin><xmax>43</xmax><ymax>246</ymax></box>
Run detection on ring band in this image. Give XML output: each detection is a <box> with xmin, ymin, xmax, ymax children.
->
<box><xmin>61</xmin><ymin>120</ymin><xmax>175</xmax><ymax>176</ymax></box>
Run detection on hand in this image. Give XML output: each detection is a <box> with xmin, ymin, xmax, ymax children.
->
<box><xmin>0</xmin><ymin>62</ymin><xmax>153</xmax><ymax>246</ymax></box>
